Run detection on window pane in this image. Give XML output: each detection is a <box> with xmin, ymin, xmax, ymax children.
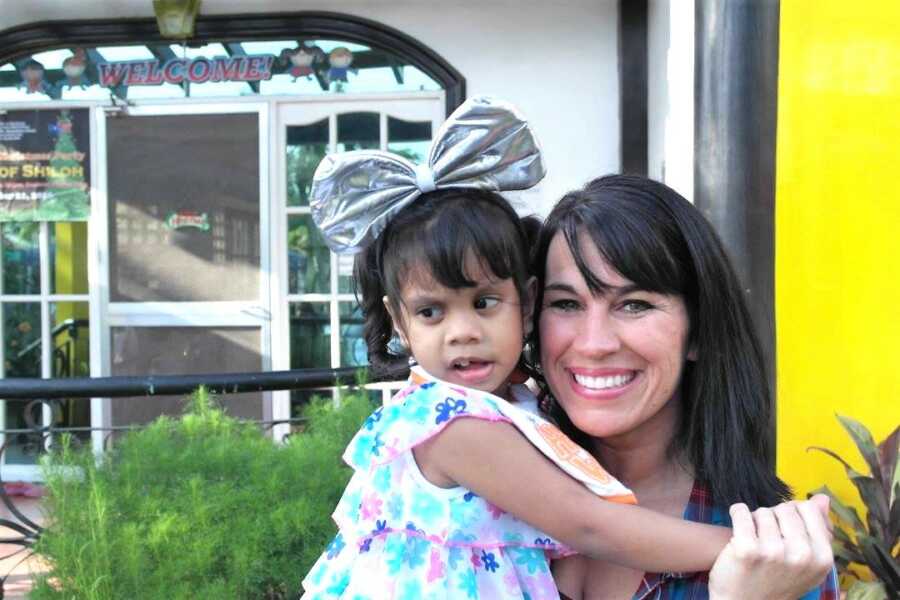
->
<box><xmin>288</xmin><ymin>214</ymin><xmax>330</xmax><ymax>294</ymax></box>
<box><xmin>107</xmin><ymin>113</ymin><xmax>260</xmax><ymax>302</ymax></box>
<box><xmin>286</xmin><ymin>119</ymin><xmax>328</xmax><ymax>207</ymax></box>
<box><xmin>387</xmin><ymin>117</ymin><xmax>432</xmax><ymax>164</ymax></box>
<box><xmin>290</xmin><ymin>302</ymin><xmax>330</xmax><ymax>369</ymax></box>
<box><xmin>51</xmin><ymin>301</ymin><xmax>89</xmax><ymax>378</ymax></box>
<box><xmin>338</xmin><ymin>253</ymin><xmax>354</xmax><ymax>294</ymax></box>
<box><xmin>50</xmin><ymin>222</ymin><xmax>88</xmax><ymax>295</ymax></box>
<box><xmin>340</xmin><ymin>302</ymin><xmax>367</xmax><ymax>367</ymax></box>
<box><xmin>1</xmin><ymin>223</ymin><xmax>40</xmax><ymax>295</ymax></box>
<box><xmin>51</xmin><ymin>301</ymin><xmax>91</xmax><ymax>445</ymax></box>
<box><xmin>3</xmin><ymin>302</ymin><xmax>40</xmax><ymax>377</ymax></box>
<box><xmin>109</xmin><ymin>326</ymin><xmax>262</xmax><ymax>426</ymax></box>
<box><xmin>337</xmin><ymin>112</ymin><xmax>379</xmax><ymax>151</ymax></box>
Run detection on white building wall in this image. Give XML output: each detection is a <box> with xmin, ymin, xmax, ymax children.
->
<box><xmin>647</xmin><ymin>0</ymin><xmax>694</xmax><ymax>202</ymax></box>
<box><xmin>1</xmin><ymin>0</ymin><xmax>621</xmax><ymax>215</ymax></box>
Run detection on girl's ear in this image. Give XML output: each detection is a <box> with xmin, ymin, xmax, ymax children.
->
<box><xmin>383</xmin><ymin>295</ymin><xmax>409</xmax><ymax>347</ymax></box>
<box><xmin>521</xmin><ymin>277</ymin><xmax>538</xmax><ymax>336</ymax></box>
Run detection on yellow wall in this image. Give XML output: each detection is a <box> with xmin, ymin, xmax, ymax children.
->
<box><xmin>776</xmin><ymin>2</ymin><xmax>900</xmax><ymax>506</ymax></box>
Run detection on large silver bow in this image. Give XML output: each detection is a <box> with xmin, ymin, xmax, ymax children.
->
<box><xmin>310</xmin><ymin>96</ymin><xmax>545</xmax><ymax>254</ymax></box>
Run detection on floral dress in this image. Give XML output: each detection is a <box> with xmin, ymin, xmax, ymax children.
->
<box><xmin>301</xmin><ymin>368</ymin><xmax>635</xmax><ymax>600</ymax></box>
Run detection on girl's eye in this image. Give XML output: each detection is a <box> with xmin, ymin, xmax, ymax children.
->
<box><xmin>548</xmin><ymin>298</ymin><xmax>580</xmax><ymax>312</ymax></box>
<box><xmin>621</xmin><ymin>299</ymin><xmax>653</xmax><ymax>314</ymax></box>
<box><xmin>474</xmin><ymin>296</ymin><xmax>500</xmax><ymax>310</ymax></box>
<box><xmin>417</xmin><ymin>306</ymin><xmax>443</xmax><ymax>320</ymax></box>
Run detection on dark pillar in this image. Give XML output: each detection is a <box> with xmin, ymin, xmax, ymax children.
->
<box><xmin>619</xmin><ymin>0</ymin><xmax>648</xmax><ymax>175</ymax></box>
<box><xmin>694</xmin><ymin>0</ymin><xmax>780</xmax><ymax>400</ymax></box>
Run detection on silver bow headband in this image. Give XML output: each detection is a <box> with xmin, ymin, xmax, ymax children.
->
<box><xmin>310</xmin><ymin>96</ymin><xmax>546</xmax><ymax>254</ymax></box>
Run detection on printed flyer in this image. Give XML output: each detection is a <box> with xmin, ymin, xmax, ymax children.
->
<box><xmin>0</xmin><ymin>109</ymin><xmax>91</xmax><ymax>221</ymax></box>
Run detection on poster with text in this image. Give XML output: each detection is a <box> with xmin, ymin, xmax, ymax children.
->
<box><xmin>0</xmin><ymin>109</ymin><xmax>91</xmax><ymax>221</ymax></box>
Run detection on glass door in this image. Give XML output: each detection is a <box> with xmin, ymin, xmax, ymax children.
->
<box><xmin>102</xmin><ymin>103</ymin><xmax>271</xmax><ymax>427</ymax></box>
<box><xmin>272</xmin><ymin>94</ymin><xmax>444</xmax><ymax>436</ymax></box>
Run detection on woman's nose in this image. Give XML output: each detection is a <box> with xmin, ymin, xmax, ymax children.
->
<box><xmin>572</xmin><ymin>311</ymin><xmax>620</xmax><ymax>356</ymax></box>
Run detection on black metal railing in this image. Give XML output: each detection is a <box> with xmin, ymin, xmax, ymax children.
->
<box><xmin>0</xmin><ymin>365</ymin><xmax>409</xmax><ymax>597</ymax></box>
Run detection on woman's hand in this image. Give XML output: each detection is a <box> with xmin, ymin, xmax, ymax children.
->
<box><xmin>708</xmin><ymin>494</ymin><xmax>834</xmax><ymax>600</ymax></box>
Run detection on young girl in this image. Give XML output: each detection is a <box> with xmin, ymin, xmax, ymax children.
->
<box><xmin>301</xmin><ymin>97</ymin><xmax>731</xmax><ymax>599</ymax></box>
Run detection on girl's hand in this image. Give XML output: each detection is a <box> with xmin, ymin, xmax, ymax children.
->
<box><xmin>708</xmin><ymin>495</ymin><xmax>834</xmax><ymax>600</ymax></box>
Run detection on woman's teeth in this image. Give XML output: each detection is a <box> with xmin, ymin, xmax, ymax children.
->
<box><xmin>573</xmin><ymin>373</ymin><xmax>634</xmax><ymax>390</ymax></box>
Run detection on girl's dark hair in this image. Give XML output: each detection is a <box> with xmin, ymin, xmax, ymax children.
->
<box><xmin>354</xmin><ymin>188</ymin><xmax>537</xmax><ymax>376</ymax></box>
<box><xmin>530</xmin><ymin>174</ymin><xmax>790</xmax><ymax>509</ymax></box>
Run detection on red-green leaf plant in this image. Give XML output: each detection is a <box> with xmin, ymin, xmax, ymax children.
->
<box><xmin>808</xmin><ymin>415</ymin><xmax>899</xmax><ymax>600</ymax></box>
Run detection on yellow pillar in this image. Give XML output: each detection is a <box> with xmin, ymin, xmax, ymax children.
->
<box><xmin>776</xmin><ymin>2</ymin><xmax>900</xmax><ymax>506</ymax></box>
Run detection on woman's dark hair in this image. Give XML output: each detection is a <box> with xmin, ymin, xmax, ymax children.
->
<box><xmin>354</xmin><ymin>188</ymin><xmax>537</xmax><ymax>376</ymax></box>
<box><xmin>530</xmin><ymin>174</ymin><xmax>790</xmax><ymax>509</ymax></box>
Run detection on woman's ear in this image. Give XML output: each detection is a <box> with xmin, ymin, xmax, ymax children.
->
<box><xmin>521</xmin><ymin>277</ymin><xmax>538</xmax><ymax>336</ymax></box>
<box><xmin>383</xmin><ymin>295</ymin><xmax>409</xmax><ymax>348</ymax></box>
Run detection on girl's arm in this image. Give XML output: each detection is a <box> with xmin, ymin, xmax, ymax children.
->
<box><xmin>414</xmin><ymin>417</ymin><xmax>731</xmax><ymax>573</ymax></box>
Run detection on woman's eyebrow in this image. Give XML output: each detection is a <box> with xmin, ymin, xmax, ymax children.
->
<box><xmin>542</xmin><ymin>282</ymin><xmax>579</xmax><ymax>294</ymax></box>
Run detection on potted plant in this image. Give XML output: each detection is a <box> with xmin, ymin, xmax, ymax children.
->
<box><xmin>809</xmin><ymin>415</ymin><xmax>899</xmax><ymax>600</ymax></box>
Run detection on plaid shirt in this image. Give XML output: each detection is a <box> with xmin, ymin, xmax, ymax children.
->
<box><xmin>630</xmin><ymin>481</ymin><xmax>841</xmax><ymax>600</ymax></box>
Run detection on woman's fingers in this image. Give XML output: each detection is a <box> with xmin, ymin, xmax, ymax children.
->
<box><xmin>796</xmin><ymin>498</ymin><xmax>835</xmax><ymax>574</ymax></box>
<box><xmin>773</xmin><ymin>502</ymin><xmax>812</xmax><ymax>565</ymax></box>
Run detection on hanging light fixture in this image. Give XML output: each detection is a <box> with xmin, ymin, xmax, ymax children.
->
<box><xmin>153</xmin><ymin>0</ymin><xmax>202</xmax><ymax>40</ymax></box>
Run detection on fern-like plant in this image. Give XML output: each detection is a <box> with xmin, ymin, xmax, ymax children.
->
<box><xmin>808</xmin><ymin>415</ymin><xmax>899</xmax><ymax>600</ymax></box>
<box><xmin>31</xmin><ymin>386</ymin><xmax>375</xmax><ymax>600</ymax></box>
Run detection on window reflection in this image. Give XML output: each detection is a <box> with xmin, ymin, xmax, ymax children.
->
<box><xmin>50</xmin><ymin>222</ymin><xmax>88</xmax><ymax>295</ymax></box>
<box><xmin>1</xmin><ymin>223</ymin><xmax>40</xmax><ymax>295</ymax></box>
<box><xmin>286</xmin><ymin>119</ymin><xmax>328</xmax><ymax>207</ymax></box>
<box><xmin>289</xmin><ymin>302</ymin><xmax>330</xmax><ymax>369</ymax></box>
<box><xmin>288</xmin><ymin>214</ymin><xmax>330</xmax><ymax>295</ymax></box>
<box><xmin>337</xmin><ymin>112</ymin><xmax>379</xmax><ymax>152</ymax></box>
<box><xmin>3</xmin><ymin>302</ymin><xmax>40</xmax><ymax>378</ymax></box>
<box><xmin>388</xmin><ymin>116</ymin><xmax>432</xmax><ymax>164</ymax></box>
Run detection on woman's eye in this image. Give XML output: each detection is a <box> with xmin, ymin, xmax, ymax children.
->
<box><xmin>474</xmin><ymin>296</ymin><xmax>500</xmax><ymax>310</ymax></box>
<box><xmin>621</xmin><ymin>299</ymin><xmax>653</xmax><ymax>314</ymax></box>
<box><xmin>548</xmin><ymin>299</ymin><xmax>580</xmax><ymax>312</ymax></box>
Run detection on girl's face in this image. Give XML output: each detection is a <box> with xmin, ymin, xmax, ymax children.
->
<box><xmin>387</xmin><ymin>253</ymin><xmax>534</xmax><ymax>397</ymax></box>
<box><xmin>538</xmin><ymin>231</ymin><xmax>691</xmax><ymax>445</ymax></box>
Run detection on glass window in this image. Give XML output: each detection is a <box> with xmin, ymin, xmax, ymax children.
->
<box><xmin>1</xmin><ymin>223</ymin><xmax>40</xmax><ymax>295</ymax></box>
<box><xmin>3</xmin><ymin>302</ymin><xmax>40</xmax><ymax>378</ymax></box>
<box><xmin>50</xmin><ymin>222</ymin><xmax>89</xmax><ymax>295</ymax></box>
<box><xmin>340</xmin><ymin>302</ymin><xmax>367</xmax><ymax>367</ymax></box>
<box><xmin>289</xmin><ymin>302</ymin><xmax>331</xmax><ymax>369</ymax></box>
<box><xmin>388</xmin><ymin>117</ymin><xmax>432</xmax><ymax>164</ymax></box>
<box><xmin>286</xmin><ymin>120</ymin><xmax>328</xmax><ymax>207</ymax></box>
<box><xmin>287</xmin><ymin>215</ymin><xmax>330</xmax><ymax>295</ymax></box>
<box><xmin>337</xmin><ymin>112</ymin><xmax>379</xmax><ymax>152</ymax></box>
<box><xmin>51</xmin><ymin>301</ymin><xmax>91</xmax><ymax>444</ymax></box>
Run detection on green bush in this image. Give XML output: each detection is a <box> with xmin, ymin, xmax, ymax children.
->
<box><xmin>30</xmin><ymin>387</ymin><xmax>374</xmax><ymax>600</ymax></box>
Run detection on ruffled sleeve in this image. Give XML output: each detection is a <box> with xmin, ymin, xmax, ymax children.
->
<box><xmin>343</xmin><ymin>381</ymin><xmax>512</xmax><ymax>473</ymax></box>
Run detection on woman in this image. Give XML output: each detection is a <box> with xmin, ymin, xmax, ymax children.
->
<box><xmin>532</xmin><ymin>175</ymin><xmax>838</xmax><ymax>599</ymax></box>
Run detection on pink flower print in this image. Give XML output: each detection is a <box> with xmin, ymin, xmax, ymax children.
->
<box><xmin>385</xmin><ymin>437</ymin><xmax>401</xmax><ymax>459</ymax></box>
<box><xmin>487</xmin><ymin>502</ymin><xmax>506</xmax><ymax>519</ymax></box>
<box><xmin>360</xmin><ymin>492</ymin><xmax>383</xmax><ymax>520</ymax></box>
<box><xmin>503</xmin><ymin>570</ymin><xmax>522</xmax><ymax>593</ymax></box>
<box><xmin>534</xmin><ymin>574</ymin><xmax>559</xmax><ymax>600</ymax></box>
<box><xmin>470</xmin><ymin>551</ymin><xmax>483</xmax><ymax>569</ymax></box>
<box><xmin>427</xmin><ymin>549</ymin><xmax>445</xmax><ymax>583</ymax></box>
